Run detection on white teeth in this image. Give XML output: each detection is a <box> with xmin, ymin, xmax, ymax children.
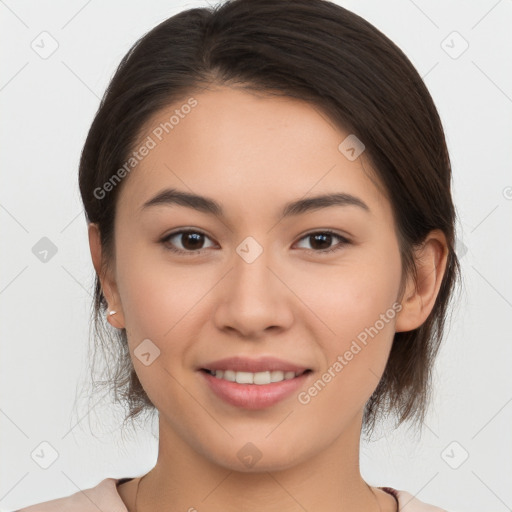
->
<box><xmin>210</xmin><ymin>369</ymin><xmax>303</xmax><ymax>384</ymax></box>
<box><xmin>270</xmin><ymin>370</ymin><xmax>284</xmax><ymax>382</ymax></box>
<box><xmin>235</xmin><ymin>371</ymin><xmax>254</xmax><ymax>384</ymax></box>
<box><xmin>253</xmin><ymin>371</ymin><xmax>271</xmax><ymax>385</ymax></box>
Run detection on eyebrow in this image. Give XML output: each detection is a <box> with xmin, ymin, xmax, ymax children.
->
<box><xmin>140</xmin><ymin>188</ymin><xmax>370</xmax><ymax>218</ymax></box>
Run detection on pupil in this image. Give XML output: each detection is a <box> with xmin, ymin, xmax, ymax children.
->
<box><xmin>312</xmin><ymin>233</ymin><xmax>331</xmax><ymax>250</ymax></box>
<box><xmin>183</xmin><ymin>232</ymin><xmax>203</xmax><ymax>250</ymax></box>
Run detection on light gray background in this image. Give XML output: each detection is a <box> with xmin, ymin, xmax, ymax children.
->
<box><xmin>1</xmin><ymin>1</ymin><xmax>511</xmax><ymax>511</ymax></box>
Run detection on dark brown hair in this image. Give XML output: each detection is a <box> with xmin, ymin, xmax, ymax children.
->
<box><xmin>78</xmin><ymin>0</ymin><xmax>460</xmax><ymax>438</ymax></box>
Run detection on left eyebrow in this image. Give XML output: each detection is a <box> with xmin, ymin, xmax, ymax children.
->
<box><xmin>139</xmin><ymin>188</ymin><xmax>370</xmax><ymax>218</ymax></box>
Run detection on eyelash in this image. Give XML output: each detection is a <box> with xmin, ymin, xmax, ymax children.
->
<box><xmin>159</xmin><ymin>229</ymin><xmax>350</xmax><ymax>256</ymax></box>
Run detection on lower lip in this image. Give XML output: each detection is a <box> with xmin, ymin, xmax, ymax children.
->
<box><xmin>199</xmin><ymin>370</ymin><xmax>311</xmax><ymax>410</ymax></box>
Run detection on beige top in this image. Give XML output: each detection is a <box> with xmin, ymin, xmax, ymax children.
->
<box><xmin>14</xmin><ymin>477</ymin><xmax>450</xmax><ymax>511</ymax></box>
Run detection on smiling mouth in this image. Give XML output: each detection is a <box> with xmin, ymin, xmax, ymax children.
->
<box><xmin>201</xmin><ymin>368</ymin><xmax>312</xmax><ymax>385</ymax></box>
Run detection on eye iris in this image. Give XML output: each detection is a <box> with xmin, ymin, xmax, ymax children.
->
<box><xmin>311</xmin><ymin>233</ymin><xmax>332</xmax><ymax>250</ymax></box>
<box><xmin>182</xmin><ymin>232</ymin><xmax>204</xmax><ymax>250</ymax></box>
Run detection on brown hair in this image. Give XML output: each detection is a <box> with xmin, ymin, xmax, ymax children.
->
<box><xmin>78</xmin><ymin>0</ymin><xmax>460</xmax><ymax>438</ymax></box>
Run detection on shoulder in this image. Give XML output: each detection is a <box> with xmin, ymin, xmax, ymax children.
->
<box><xmin>380</xmin><ymin>486</ymin><xmax>453</xmax><ymax>512</ymax></box>
<box><xmin>14</xmin><ymin>478</ymin><xmax>128</xmax><ymax>512</ymax></box>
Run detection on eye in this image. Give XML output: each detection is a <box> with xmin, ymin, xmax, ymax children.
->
<box><xmin>294</xmin><ymin>230</ymin><xmax>350</xmax><ymax>254</ymax></box>
<box><xmin>160</xmin><ymin>229</ymin><xmax>216</xmax><ymax>255</ymax></box>
<box><xmin>160</xmin><ymin>228</ymin><xmax>350</xmax><ymax>256</ymax></box>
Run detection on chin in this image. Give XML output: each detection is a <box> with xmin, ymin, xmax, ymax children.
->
<box><xmin>203</xmin><ymin>441</ymin><xmax>311</xmax><ymax>474</ymax></box>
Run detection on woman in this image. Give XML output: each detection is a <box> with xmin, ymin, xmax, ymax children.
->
<box><xmin>16</xmin><ymin>0</ymin><xmax>459</xmax><ymax>510</ymax></box>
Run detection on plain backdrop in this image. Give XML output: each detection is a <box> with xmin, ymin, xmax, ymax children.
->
<box><xmin>1</xmin><ymin>1</ymin><xmax>511</xmax><ymax>511</ymax></box>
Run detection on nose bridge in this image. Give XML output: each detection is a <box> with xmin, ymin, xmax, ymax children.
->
<box><xmin>231</xmin><ymin>234</ymin><xmax>278</xmax><ymax>303</ymax></box>
<box><xmin>213</xmin><ymin>234</ymin><xmax>293</xmax><ymax>336</ymax></box>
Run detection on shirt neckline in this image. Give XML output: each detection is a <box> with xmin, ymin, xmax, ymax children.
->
<box><xmin>115</xmin><ymin>478</ymin><xmax>400</xmax><ymax>511</ymax></box>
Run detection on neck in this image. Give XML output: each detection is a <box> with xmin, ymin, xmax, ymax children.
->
<box><xmin>136</xmin><ymin>412</ymin><xmax>381</xmax><ymax>512</ymax></box>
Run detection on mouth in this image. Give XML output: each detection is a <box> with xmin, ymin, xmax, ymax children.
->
<box><xmin>200</xmin><ymin>368</ymin><xmax>312</xmax><ymax>385</ymax></box>
<box><xmin>198</xmin><ymin>365</ymin><xmax>313</xmax><ymax>410</ymax></box>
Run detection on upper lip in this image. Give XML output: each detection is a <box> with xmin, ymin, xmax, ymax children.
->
<box><xmin>200</xmin><ymin>356</ymin><xmax>310</xmax><ymax>373</ymax></box>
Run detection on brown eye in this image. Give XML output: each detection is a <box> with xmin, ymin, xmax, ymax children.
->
<box><xmin>295</xmin><ymin>230</ymin><xmax>350</xmax><ymax>254</ymax></box>
<box><xmin>309</xmin><ymin>233</ymin><xmax>333</xmax><ymax>250</ymax></box>
<box><xmin>161</xmin><ymin>230</ymin><xmax>215</xmax><ymax>254</ymax></box>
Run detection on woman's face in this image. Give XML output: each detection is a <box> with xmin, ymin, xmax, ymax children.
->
<box><xmin>103</xmin><ymin>86</ymin><xmax>405</xmax><ymax>470</ymax></box>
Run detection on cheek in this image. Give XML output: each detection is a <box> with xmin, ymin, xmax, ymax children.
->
<box><xmin>115</xmin><ymin>248</ymin><xmax>198</xmax><ymax>353</ymax></box>
<box><xmin>295</xmin><ymin>248</ymin><xmax>402</xmax><ymax>405</ymax></box>
<box><xmin>114</xmin><ymin>252</ymin><xmax>206</xmax><ymax>413</ymax></box>
<box><xmin>296</xmin><ymin>249</ymin><xmax>402</xmax><ymax>345</ymax></box>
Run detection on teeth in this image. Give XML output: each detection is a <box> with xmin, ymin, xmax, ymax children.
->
<box><xmin>210</xmin><ymin>369</ymin><xmax>303</xmax><ymax>384</ymax></box>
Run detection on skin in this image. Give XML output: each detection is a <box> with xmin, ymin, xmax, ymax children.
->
<box><xmin>89</xmin><ymin>85</ymin><xmax>448</xmax><ymax>512</ymax></box>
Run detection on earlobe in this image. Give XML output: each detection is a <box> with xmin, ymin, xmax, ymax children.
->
<box><xmin>395</xmin><ymin>230</ymin><xmax>448</xmax><ymax>333</ymax></box>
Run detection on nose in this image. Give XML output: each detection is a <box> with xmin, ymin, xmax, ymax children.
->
<box><xmin>212</xmin><ymin>243</ymin><xmax>294</xmax><ymax>339</ymax></box>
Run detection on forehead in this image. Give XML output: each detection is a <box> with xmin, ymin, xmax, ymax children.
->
<box><xmin>116</xmin><ymin>86</ymin><xmax>390</xmax><ymax>224</ymax></box>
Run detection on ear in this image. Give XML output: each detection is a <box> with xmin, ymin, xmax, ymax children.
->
<box><xmin>88</xmin><ymin>222</ymin><xmax>125</xmax><ymax>329</ymax></box>
<box><xmin>395</xmin><ymin>229</ymin><xmax>449</xmax><ymax>332</ymax></box>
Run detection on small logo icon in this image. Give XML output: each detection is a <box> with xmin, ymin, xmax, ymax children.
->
<box><xmin>134</xmin><ymin>338</ymin><xmax>161</xmax><ymax>366</ymax></box>
<box><xmin>31</xmin><ymin>31</ymin><xmax>59</xmax><ymax>59</ymax></box>
<box><xmin>441</xmin><ymin>440</ymin><xmax>469</xmax><ymax>469</ymax></box>
<box><xmin>236</xmin><ymin>236</ymin><xmax>263</xmax><ymax>264</ymax></box>
<box><xmin>237</xmin><ymin>442</ymin><xmax>263</xmax><ymax>468</ymax></box>
<box><xmin>441</xmin><ymin>31</ymin><xmax>469</xmax><ymax>60</ymax></box>
<box><xmin>31</xmin><ymin>441</ymin><xmax>59</xmax><ymax>469</ymax></box>
<box><xmin>338</xmin><ymin>134</ymin><xmax>365</xmax><ymax>161</ymax></box>
<box><xmin>32</xmin><ymin>237</ymin><xmax>58</xmax><ymax>263</ymax></box>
